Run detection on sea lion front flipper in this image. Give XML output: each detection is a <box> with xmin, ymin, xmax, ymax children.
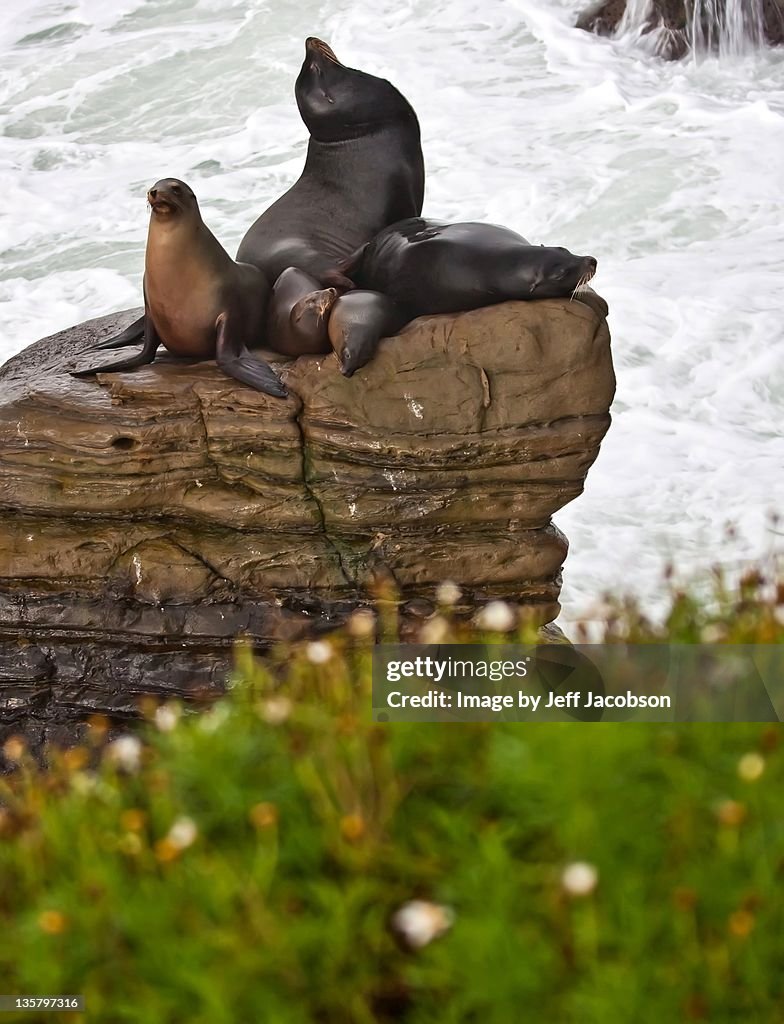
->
<box><xmin>72</xmin><ymin>316</ymin><xmax>160</xmax><ymax>378</ymax></box>
<box><xmin>214</xmin><ymin>314</ymin><xmax>287</xmax><ymax>398</ymax></box>
<box><xmin>92</xmin><ymin>314</ymin><xmax>146</xmax><ymax>350</ymax></box>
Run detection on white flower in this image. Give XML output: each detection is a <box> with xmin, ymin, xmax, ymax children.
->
<box><xmin>260</xmin><ymin>696</ymin><xmax>293</xmax><ymax>725</ymax></box>
<box><xmin>346</xmin><ymin>609</ymin><xmax>376</xmax><ymax>638</ymax></box>
<box><xmin>738</xmin><ymin>752</ymin><xmax>765</xmax><ymax>782</ymax></box>
<box><xmin>561</xmin><ymin>861</ymin><xmax>598</xmax><ymax>897</ymax></box>
<box><xmin>436</xmin><ymin>581</ymin><xmax>461</xmax><ymax>606</ymax></box>
<box><xmin>474</xmin><ymin>600</ymin><xmax>516</xmax><ymax>632</ymax></box>
<box><xmin>392</xmin><ymin>900</ymin><xmax>455</xmax><ymax>948</ymax></box>
<box><xmin>700</xmin><ymin>624</ymin><xmax>726</xmax><ymax>643</ymax></box>
<box><xmin>419</xmin><ymin>615</ymin><xmax>449</xmax><ymax>644</ymax></box>
<box><xmin>167</xmin><ymin>816</ymin><xmax>198</xmax><ymax>850</ymax></box>
<box><xmin>306</xmin><ymin>640</ymin><xmax>333</xmax><ymax>665</ymax></box>
<box><xmin>106</xmin><ymin>735</ymin><xmax>142</xmax><ymax>773</ymax></box>
<box><xmin>154</xmin><ymin>704</ymin><xmax>180</xmax><ymax>733</ymax></box>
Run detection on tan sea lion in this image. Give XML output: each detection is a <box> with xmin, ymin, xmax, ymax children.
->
<box><xmin>73</xmin><ymin>179</ymin><xmax>286</xmax><ymax>397</ymax></box>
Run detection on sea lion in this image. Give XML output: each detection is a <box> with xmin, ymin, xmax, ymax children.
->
<box><xmin>93</xmin><ymin>38</ymin><xmax>425</xmax><ymax>354</ymax></box>
<box><xmin>266</xmin><ymin>267</ymin><xmax>338</xmax><ymax>356</ymax></box>
<box><xmin>237</xmin><ymin>38</ymin><xmax>425</xmax><ymax>285</ymax></box>
<box><xmin>327</xmin><ymin>291</ymin><xmax>409</xmax><ymax>377</ymax></box>
<box><xmin>337</xmin><ymin>219</ymin><xmax>598</xmax><ymax>317</ymax></box>
<box><xmin>73</xmin><ymin>179</ymin><xmax>286</xmax><ymax>396</ymax></box>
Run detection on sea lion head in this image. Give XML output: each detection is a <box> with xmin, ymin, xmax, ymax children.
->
<box><xmin>522</xmin><ymin>246</ymin><xmax>597</xmax><ymax>300</ymax></box>
<box><xmin>290</xmin><ymin>285</ymin><xmax>339</xmax><ymax>341</ymax></box>
<box><xmin>146</xmin><ymin>178</ymin><xmax>200</xmax><ymax>221</ymax></box>
<box><xmin>329</xmin><ymin>307</ymin><xmax>377</xmax><ymax>377</ymax></box>
<box><xmin>334</xmin><ymin>324</ymin><xmax>376</xmax><ymax>377</ymax></box>
<box><xmin>296</xmin><ymin>37</ymin><xmax>416</xmax><ymax>142</ymax></box>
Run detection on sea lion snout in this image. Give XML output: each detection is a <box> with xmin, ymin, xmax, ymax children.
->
<box><xmin>147</xmin><ymin>189</ymin><xmax>173</xmax><ymax>214</ymax></box>
<box><xmin>147</xmin><ymin>178</ymin><xmax>197</xmax><ymax>217</ymax></box>
<box><xmin>580</xmin><ymin>256</ymin><xmax>598</xmax><ymax>282</ymax></box>
<box><xmin>317</xmin><ymin>287</ymin><xmax>339</xmax><ymax>317</ymax></box>
<box><xmin>305</xmin><ymin>37</ymin><xmax>340</xmax><ymax>64</ymax></box>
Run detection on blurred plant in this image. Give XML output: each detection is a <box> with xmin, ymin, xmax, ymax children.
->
<box><xmin>0</xmin><ymin>563</ymin><xmax>781</xmax><ymax>1022</ymax></box>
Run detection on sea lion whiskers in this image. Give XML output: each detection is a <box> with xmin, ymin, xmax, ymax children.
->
<box><xmin>569</xmin><ymin>261</ymin><xmax>597</xmax><ymax>301</ymax></box>
<box><xmin>314</xmin><ymin>287</ymin><xmax>338</xmax><ymax>321</ymax></box>
<box><xmin>570</xmin><ymin>276</ymin><xmax>587</xmax><ymax>302</ymax></box>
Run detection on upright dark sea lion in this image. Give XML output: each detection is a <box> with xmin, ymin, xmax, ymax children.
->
<box><xmin>93</xmin><ymin>37</ymin><xmax>424</xmax><ymax>353</ymax></box>
<box><xmin>237</xmin><ymin>37</ymin><xmax>425</xmax><ymax>284</ymax></box>
<box><xmin>338</xmin><ymin>219</ymin><xmax>598</xmax><ymax>317</ymax></box>
<box><xmin>73</xmin><ymin>179</ymin><xmax>286</xmax><ymax>396</ymax></box>
<box><xmin>266</xmin><ymin>267</ymin><xmax>338</xmax><ymax>356</ymax></box>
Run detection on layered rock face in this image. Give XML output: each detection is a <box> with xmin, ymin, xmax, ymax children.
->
<box><xmin>0</xmin><ymin>294</ymin><xmax>614</xmax><ymax>748</ymax></box>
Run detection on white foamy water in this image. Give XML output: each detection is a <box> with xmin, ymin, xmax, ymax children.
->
<box><xmin>1</xmin><ymin>0</ymin><xmax>782</xmax><ymax>617</ymax></box>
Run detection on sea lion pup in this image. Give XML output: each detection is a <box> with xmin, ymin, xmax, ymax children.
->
<box><xmin>93</xmin><ymin>38</ymin><xmax>425</xmax><ymax>353</ymax></box>
<box><xmin>266</xmin><ymin>267</ymin><xmax>338</xmax><ymax>356</ymax></box>
<box><xmin>327</xmin><ymin>291</ymin><xmax>409</xmax><ymax>377</ymax></box>
<box><xmin>73</xmin><ymin>179</ymin><xmax>286</xmax><ymax>397</ymax></box>
<box><xmin>336</xmin><ymin>218</ymin><xmax>598</xmax><ymax>317</ymax></box>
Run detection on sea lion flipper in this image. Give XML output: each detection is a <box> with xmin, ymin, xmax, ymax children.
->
<box><xmin>72</xmin><ymin>320</ymin><xmax>160</xmax><ymax>378</ymax></box>
<box><xmin>215</xmin><ymin>314</ymin><xmax>287</xmax><ymax>398</ymax></box>
<box><xmin>92</xmin><ymin>315</ymin><xmax>146</xmax><ymax>351</ymax></box>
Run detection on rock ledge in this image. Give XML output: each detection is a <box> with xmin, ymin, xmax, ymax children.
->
<box><xmin>0</xmin><ymin>294</ymin><xmax>614</xmax><ymax>746</ymax></box>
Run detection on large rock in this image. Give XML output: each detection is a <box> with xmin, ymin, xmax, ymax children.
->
<box><xmin>0</xmin><ymin>295</ymin><xmax>614</xmax><ymax>748</ymax></box>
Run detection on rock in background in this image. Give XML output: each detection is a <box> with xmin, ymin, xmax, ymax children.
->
<box><xmin>576</xmin><ymin>0</ymin><xmax>784</xmax><ymax>59</ymax></box>
<box><xmin>0</xmin><ymin>295</ymin><xmax>614</xmax><ymax>749</ymax></box>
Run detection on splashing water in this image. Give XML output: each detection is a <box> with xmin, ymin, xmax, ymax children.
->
<box><xmin>691</xmin><ymin>0</ymin><xmax>766</xmax><ymax>57</ymax></box>
<box><xmin>618</xmin><ymin>0</ymin><xmax>655</xmax><ymax>37</ymax></box>
<box><xmin>615</xmin><ymin>0</ymin><xmax>770</xmax><ymax>57</ymax></box>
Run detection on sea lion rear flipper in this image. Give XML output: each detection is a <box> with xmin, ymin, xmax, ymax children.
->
<box><xmin>92</xmin><ymin>314</ymin><xmax>146</xmax><ymax>350</ymax></box>
<box><xmin>72</xmin><ymin>319</ymin><xmax>160</xmax><ymax>378</ymax></box>
<box><xmin>215</xmin><ymin>314</ymin><xmax>287</xmax><ymax>398</ymax></box>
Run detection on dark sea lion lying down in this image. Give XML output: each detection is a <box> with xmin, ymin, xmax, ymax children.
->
<box><xmin>340</xmin><ymin>218</ymin><xmax>598</xmax><ymax>314</ymax></box>
<box><xmin>320</xmin><ymin>218</ymin><xmax>599</xmax><ymax>375</ymax></box>
<box><xmin>73</xmin><ymin>179</ymin><xmax>285</xmax><ymax>396</ymax></box>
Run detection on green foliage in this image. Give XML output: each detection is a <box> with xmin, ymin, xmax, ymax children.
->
<box><xmin>0</xmin><ymin>569</ymin><xmax>783</xmax><ymax>1023</ymax></box>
